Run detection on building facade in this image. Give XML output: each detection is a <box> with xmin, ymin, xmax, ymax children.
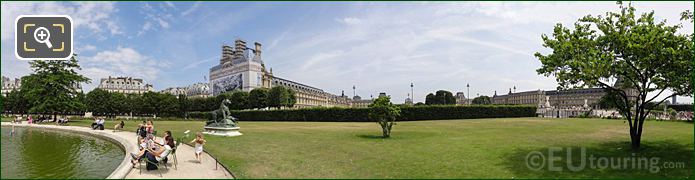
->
<box><xmin>160</xmin><ymin>87</ymin><xmax>187</xmax><ymax>97</ymax></box>
<box><xmin>209</xmin><ymin>38</ymin><xmax>359</xmax><ymax>108</ymax></box>
<box><xmin>492</xmin><ymin>79</ymin><xmax>636</xmax><ymax>109</ymax></box>
<box><xmin>455</xmin><ymin>92</ymin><xmax>470</xmax><ymax>105</ymax></box>
<box><xmin>3</xmin><ymin>75</ymin><xmax>82</xmax><ymax>96</ymax></box>
<box><xmin>97</xmin><ymin>76</ymin><xmax>153</xmax><ymax>94</ymax></box>
<box><xmin>2</xmin><ymin>76</ymin><xmax>21</xmax><ymax>96</ymax></box>
<box><xmin>186</xmin><ymin>83</ymin><xmax>212</xmax><ymax>98</ymax></box>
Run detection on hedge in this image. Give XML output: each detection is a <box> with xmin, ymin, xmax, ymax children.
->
<box><xmin>667</xmin><ymin>104</ymin><xmax>693</xmax><ymax>112</ymax></box>
<box><xmin>205</xmin><ymin>105</ymin><xmax>537</xmax><ymax>122</ymax></box>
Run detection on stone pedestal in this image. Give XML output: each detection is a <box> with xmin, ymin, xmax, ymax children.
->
<box><xmin>203</xmin><ymin>126</ymin><xmax>242</xmax><ymax>137</ymax></box>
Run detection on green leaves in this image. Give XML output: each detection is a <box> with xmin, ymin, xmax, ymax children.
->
<box><xmin>21</xmin><ymin>55</ymin><xmax>90</xmax><ymax>115</ymax></box>
<box><xmin>535</xmin><ymin>2</ymin><xmax>693</xmax><ymax>150</ymax></box>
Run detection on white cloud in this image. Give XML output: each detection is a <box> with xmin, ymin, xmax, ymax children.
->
<box><xmin>79</xmin><ymin>47</ymin><xmax>169</xmax><ymax>91</ymax></box>
<box><xmin>337</xmin><ymin>17</ymin><xmax>362</xmax><ymax>25</ymax></box>
<box><xmin>77</xmin><ymin>44</ymin><xmax>97</xmax><ymax>52</ymax></box>
<box><xmin>181</xmin><ymin>2</ymin><xmax>201</xmax><ymax>16</ymax></box>
<box><xmin>1</xmin><ymin>2</ymin><xmax>121</xmax><ymax>42</ymax></box>
<box><xmin>164</xmin><ymin>1</ymin><xmax>176</xmax><ymax>9</ymax></box>
<box><xmin>138</xmin><ymin>2</ymin><xmax>175</xmax><ymax>35</ymax></box>
<box><xmin>265</xmin><ymin>1</ymin><xmax>693</xmax><ymax>103</ymax></box>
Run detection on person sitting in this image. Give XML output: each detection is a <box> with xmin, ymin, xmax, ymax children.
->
<box><xmin>91</xmin><ymin>117</ymin><xmax>99</xmax><ymax>129</ymax></box>
<box><xmin>57</xmin><ymin>116</ymin><xmax>65</xmax><ymax>125</ymax></box>
<box><xmin>91</xmin><ymin>117</ymin><xmax>105</xmax><ymax>130</ymax></box>
<box><xmin>137</xmin><ymin>121</ymin><xmax>147</xmax><ymax>142</ymax></box>
<box><xmin>14</xmin><ymin>115</ymin><xmax>22</xmax><ymax>124</ymax></box>
<box><xmin>130</xmin><ymin>136</ymin><xmax>175</xmax><ymax>170</ymax></box>
<box><xmin>145</xmin><ymin>120</ymin><xmax>154</xmax><ymax>135</ymax></box>
<box><xmin>113</xmin><ymin>121</ymin><xmax>125</xmax><ymax>132</ymax></box>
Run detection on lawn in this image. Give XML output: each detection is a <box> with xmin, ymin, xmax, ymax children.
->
<box><xmin>4</xmin><ymin>117</ymin><xmax>692</xmax><ymax>178</ymax></box>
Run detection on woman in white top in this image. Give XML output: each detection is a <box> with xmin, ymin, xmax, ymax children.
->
<box><xmin>189</xmin><ymin>132</ymin><xmax>207</xmax><ymax>163</ymax></box>
<box><xmin>131</xmin><ymin>136</ymin><xmax>175</xmax><ymax>167</ymax></box>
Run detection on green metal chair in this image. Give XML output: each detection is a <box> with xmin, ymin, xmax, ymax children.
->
<box><xmin>172</xmin><ymin>140</ymin><xmax>182</xmax><ymax>170</ymax></box>
<box><xmin>138</xmin><ymin>154</ymin><xmax>167</xmax><ymax>177</ymax></box>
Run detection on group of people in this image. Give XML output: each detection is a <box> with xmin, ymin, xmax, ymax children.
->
<box><xmin>129</xmin><ymin>120</ymin><xmax>208</xmax><ymax>171</ymax></box>
<box><xmin>12</xmin><ymin>115</ymin><xmax>70</xmax><ymax>125</ymax></box>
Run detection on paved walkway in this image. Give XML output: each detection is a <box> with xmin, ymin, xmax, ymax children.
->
<box><xmin>2</xmin><ymin>122</ymin><xmax>234</xmax><ymax>179</ymax></box>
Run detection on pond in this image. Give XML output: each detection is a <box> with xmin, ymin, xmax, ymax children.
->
<box><xmin>1</xmin><ymin>126</ymin><xmax>124</xmax><ymax>179</ymax></box>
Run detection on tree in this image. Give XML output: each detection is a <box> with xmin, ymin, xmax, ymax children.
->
<box><xmin>425</xmin><ymin>93</ymin><xmax>436</xmax><ymax>105</ymax></box>
<box><xmin>86</xmin><ymin>88</ymin><xmax>111</xmax><ymax>116</ymax></box>
<box><xmin>20</xmin><ymin>55</ymin><xmax>90</xmax><ymax>121</ymax></box>
<box><xmin>178</xmin><ymin>94</ymin><xmax>189</xmax><ymax>118</ymax></box>
<box><xmin>472</xmin><ymin>96</ymin><xmax>491</xmax><ymax>105</ymax></box>
<box><xmin>368</xmin><ymin>96</ymin><xmax>401</xmax><ymax>138</ymax></box>
<box><xmin>4</xmin><ymin>90</ymin><xmax>29</xmax><ymax>115</ymax></box>
<box><xmin>425</xmin><ymin>90</ymin><xmax>456</xmax><ymax>105</ymax></box>
<box><xmin>268</xmin><ymin>86</ymin><xmax>290</xmax><ymax>109</ymax></box>
<box><xmin>438</xmin><ymin>90</ymin><xmax>456</xmax><ymax>105</ymax></box>
<box><xmin>110</xmin><ymin>92</ymin><xmax>128</xmax><ymax>116</ymax></box>
<box><xmin>229</xmin><ymin>91</ymin><xmax>250</xmax><ymax>110</ymax></box>
<box><xmin>286</xmin><ymin>89</ymin><xmax>297</xmax><ymax>108</ymax></box>
<box><xmin>249</xmin><ymin>88</ymin><xmax>269</xmax><ymax>109</ymax></box>
<box><xmin>535</xmin><ymin>2</ymin><xmax>692</xmax><ymax>150</ymax></box>
<box><xmin>158</xmin><ymin>93</ymin><xmax>179</xmax><ymax>117</ymax></box>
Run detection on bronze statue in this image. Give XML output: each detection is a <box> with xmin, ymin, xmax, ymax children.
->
<box><xmin>206</xmin><ymin>99</ymin><xmax>238</xmax><ymax>128</ymax></box>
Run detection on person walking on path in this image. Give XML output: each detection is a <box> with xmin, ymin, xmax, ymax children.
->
<box><xmin>189</xmin><ymin>132</ymin><xmax>207</xmax><ymax>163</ymax></box>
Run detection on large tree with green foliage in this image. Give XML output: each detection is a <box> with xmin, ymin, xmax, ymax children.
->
<box><xmin>472</xmin><ymin>96</ymin><xmax>491</xmax><ymax>105</ymax></box>
<box><xmin>267</xmin><ymin>86</ymin><xmax>289</xmax><ymax>109</ymax></box>
<box><xmin>369</xmin><ymin>96</ymin><xmax>401</xmax><ymax>138</ymax></box>
<box><xmin>20</xmin><ymin>55</ymin><xmax>90</xmax><ymax>121</ymax></box>
<box><xmin>86</xmin><ymin>88</ymin><xmax>111</xmax><ymax>116</ymax></box>
<box><xmin>229</xmin><ymin>91</ymin><xmax>250</xmax><ymax>110</ymax></box>
<box><xmin>286</xmin><ymin>89</ymin><xmax>297</xmax><ymax>108</ymax></box>
<box><xmin>425</xmin><ymin>90</ymin><xmax>456</xmax><ymax>105</ymax></box>
<box><xmin>3</xmin><ymin>90</ymin><xmax>30</xmax><ymax>115</ymax></box>
<box><xmin>535</xmin><ymin>2</ymin><xmax>693</xmax><ymax>150</ymax></box>
<box><xmin>249</xmin><ymin>88</ymin><xmax>269</xmax><ymax>109</ymax></box>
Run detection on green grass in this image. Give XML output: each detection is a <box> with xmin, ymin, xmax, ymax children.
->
<box><xmin>4</xmin><ymin>117</ymin><xmax>692</xmax><ymax>178</ymax></box>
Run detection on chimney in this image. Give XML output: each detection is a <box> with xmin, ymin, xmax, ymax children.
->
<box><xmin>254</xmin><ymin>42</ymin><xmax>262</xmax><ymax>57</ymax></box>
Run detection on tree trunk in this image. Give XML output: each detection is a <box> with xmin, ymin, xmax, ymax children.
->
<box><xmin>630</xmin><ymin>132</ymin><xmax>641</xmax><ymax>150</ymax></box>
<box><xmin>53</xmin><ymin>112</ymin><xmax>57</xmax><ymax>122</ymax></box>
<box><xmin>381</xmin><ymin>122</ymin><xmax>390</xmax><ymax>138</ymax></box>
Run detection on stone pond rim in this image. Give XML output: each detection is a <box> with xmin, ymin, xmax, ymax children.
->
<box><xmin>1</xmin><ymin>123</ymin><xmax>136</xmax><ymax>179</ymax></box>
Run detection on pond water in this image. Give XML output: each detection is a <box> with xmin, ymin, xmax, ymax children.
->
<box><xmin>1</xmin><ymin>126</ymin><xmax>124</xmax><ymax>179</ymax></box>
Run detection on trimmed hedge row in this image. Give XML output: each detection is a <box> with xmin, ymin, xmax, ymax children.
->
<box><xmin>667</xmin><ymin>104</ymin><xmax>694</xmax><ymax>112</ymax></box>
<box><xmin>208</xmin><ymin>105</ymin><xmax>537</xmax><ymax>122</ymax></box>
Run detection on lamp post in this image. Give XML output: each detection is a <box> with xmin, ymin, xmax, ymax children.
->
<box><xmin>410</xmin><ymin>83</ymin><xmax>414</xmax><ymax>102</ymax></box>
<box><xmin>466</xmin><ymin>83</ymin><xmax>470</xmax><ymax>104</ymax></box>
<box><xmin>352</xmin><ymin>85</ymin><xmax>356</xmax><ymax>98</ymax></box>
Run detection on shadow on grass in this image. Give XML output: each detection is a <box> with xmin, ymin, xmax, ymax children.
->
<box><xmin>501</xmin><ymin>140</ymin><xmax>693</xmax><ymax>178</ymax></box>
<box><xmin>356</xmin><ymin>134</ymin><xmax>388</xmax><ymax>139</ymax></box>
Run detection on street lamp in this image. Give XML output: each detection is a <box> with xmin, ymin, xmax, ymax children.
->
<box><xmin>466</xmin><ymin>83</ymin><xmax>470</xmax><ymax>104</ymax></box>
<box><xmin>410</xmin><ymin>83</ymin><xmax>414</xmax><ymax>102</ymax></box>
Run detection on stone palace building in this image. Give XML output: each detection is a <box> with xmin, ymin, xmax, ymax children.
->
<box><xmin>97</xmin><ymin>76</ymin><xmax>154</xmax><ymax>94</ymax></box>
<box><xmin>208</xmin><ymin>39</ymin><xmax>363</xmax><ymax>108</ymax></box>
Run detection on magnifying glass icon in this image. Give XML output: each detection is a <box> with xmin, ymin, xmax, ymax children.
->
<box><xmin>33</xmin><ymin>27</ymin><xmax>52</xmax><ymax>48</ymax></box>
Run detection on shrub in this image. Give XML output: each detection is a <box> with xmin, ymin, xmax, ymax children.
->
<box><xmin>230</xmin><ymin>105</ymin><xmax>536</xmax><ymax>122</ymax></box>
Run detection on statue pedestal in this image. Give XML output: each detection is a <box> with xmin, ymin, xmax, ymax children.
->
<box><xmin>203</xmin><ymin>126</ymin><xmax>242</xmax><ymax>137</ymax></box>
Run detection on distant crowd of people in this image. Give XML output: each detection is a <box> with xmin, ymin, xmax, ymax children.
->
<box><xmin>11</xmin><ymin>115</ymin><xmax>70</xmax><ymax>125</ymax></box>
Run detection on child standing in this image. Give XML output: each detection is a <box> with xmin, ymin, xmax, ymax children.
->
<box><xmin>189</xmin><ymin>132</ymin><xmax>207</xmax><ymax>163</ymax></box>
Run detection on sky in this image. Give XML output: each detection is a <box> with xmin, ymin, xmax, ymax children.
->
<box><xmin>1</xmin><ymin>1</ymin><xmax>693</xmax><ymax>104</ymax></box>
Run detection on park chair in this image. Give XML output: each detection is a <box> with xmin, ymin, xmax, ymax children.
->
<box><xmin>171</xmin><ymin>140</ymin><xmax>182</xmax><ymax>170</ymax></box>
<box><xmin>138</xmin><ymin>155</ymin><xmax>167</xmax><ymax>177</ymax></box>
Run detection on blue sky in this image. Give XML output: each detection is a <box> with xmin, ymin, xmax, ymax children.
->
<box><xmin>1</xmin><ymin>1</ymin><xmax>693</xmax><ymax>103</ymax></box>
